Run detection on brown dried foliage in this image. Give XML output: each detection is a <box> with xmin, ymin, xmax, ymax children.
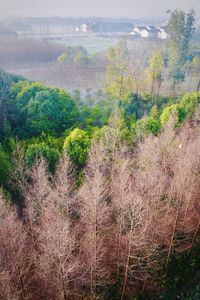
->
<box><xmin>0</xmin><ymin>113</ymin><xmax>199</xmax><ymax>299</ymax></box>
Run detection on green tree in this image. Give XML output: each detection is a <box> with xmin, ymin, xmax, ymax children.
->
<box><xmin>57</xmin><ymin>52</ymin><xmax>68</xmax><ymax>63</ymax></box>
<box><xmin>106</xmin><ymin>36</ymin><xmax>132</xmax><ymax>100</ymax></box>
<box><xmin>150</xmin><ymin>105</ymin><xmax>159</xmax><ymax>118</ymax></box>
<box><xmin>167</xmin><ymin>9</ymin><xmax>195</xmax><ymax>94</ymax></box>
<box><xmin>179</xmin><ymin>92</ymin><xmax>200</xmax><ymax>118</ymax></box>
<box><xmin>11</xmin><ymin>82</ymin><xmax>45</xmax><ymax>137</ymax></box>
<box><xmin>160</xmin><ymin>92</ymin><xmax>200</xmax><ymax>126</ymax></box>
<box><xmin>72</xmin><ymin>89</ymin><xmax>82</xmax><ymax>106</ymax></box>
<box><xmin>0</xmin><ymin>144</ymin><xmax>11</xmax><ymax>186</ymax></box>
<box><xmin>146</xmin><ymin>50</ymin><xmax>164</xmax><ymax>98</ymax></box>
<box><xmin>25</xmin><ymin>143</ymin><xmax>59</xmax><ymax>173</ymax></box>
<box><xmin>189</xmin><ymin>56</ymin><xmax>200</xmax><ymax>92</ymax></box>
<box><xmin>73</xmin><ymin>50</ymin><xmax>89</xmax><ymax>64</ymax></box>
<box><xmin>1</xmin><ymin>116</ymin><xmax>12</xmax><ymax>144</ymax></box>
<box><xmin>0</xmin><ymin>70</ymin><xmax>23</xmax><ymax>141</ymax></box>
<box><xmin>63</xmin><ymin>128</ymin><xmax>90</xmax><ymax>169</ymax></box>
<box><xmin>160</xmin><ymin>104</ymin><xmax>179</xmax><ymax>126</ymax></box>
<box><xmin>145</xmin><ymin>117</ymin><xmax>161</xmax><ymax>135</ymax></box>
<box><xmin>11</xmin><ymin>82</ymin><xmax>80</xmax><ymax>137</ymax></box>
<box><xmin>120</xmin><ymin>93</ymin><xmax>144</xmax><ymax>124</ymax></box>
<box><xmin>26</xmin><ymin>87</ymin><xmax>79</xmax><ymax>135</ymax></box>
<box><xmin>15</xmin><ymin>81</ymin><xmax>45</xmax><ymax>109</ymax></box>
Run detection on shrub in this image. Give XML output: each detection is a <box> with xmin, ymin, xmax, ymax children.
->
<box><xmin>63</xmin><ymin>128</ymin><xmax>90</xmax><ymax>169</ymax></box>
<box><xmin>145</xmin><ymin>117</ymin><xmax>161</xmax><ymax>135</ymax></box>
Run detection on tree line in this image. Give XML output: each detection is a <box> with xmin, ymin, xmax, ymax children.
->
<box><xmin>105</xmin><ymin>10</ymin><xmax>199</xmax><ymax>99</ymax></box>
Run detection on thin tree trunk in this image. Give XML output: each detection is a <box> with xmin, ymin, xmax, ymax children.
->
<box><xmin>161</xmin><ymin>179</ymin><xmax>175</xmax><ymax>247</ymax></box>
<box><xmin>121</xmin><ymin>218</ymin><xmax>133</xmax><ymax>300</ymax></box>
<box><xmin>188</xmin><ymin>76</ymin><xmax>192</xmax><ymax>92</ymax></box>
<box><xmin>166</xmin><ymin>213</ymin><xmax>178</xmax><ymax>267</ymax></box>
<box><xmin>119</xmin><ymin>69</ymin><xmax>125</xmax><ymax>99</ymax></box>
<box><xmin>157</xmin><ymin>81</ymin><xmax>161</xmax><ymax>97</ymax></box>
<box><xmin>60</xmin><ymin>266</ymin><xmax>68</xmax><ymax>300</ymax></box>
<box><xmin>165</xmin><ymin>176</ymin><xmax>187</xmax><ymax>266</ymax></box>
<box><xmin>197</xmin><ymin>79</ymin><xmax>200</xmax><ymax>92</ymax></box>
<box><xmin>10</xmin><ymin>238</ymin><xmax>26</xmax><ymax>300</ymax></box>
<box><xmin>142</xmin><ymin>273</ymin><xmax>147</xmax><ymax>293</ymax></box>
<box><xmin>181</xmin><ymin>160</ymin><xmax>199</xmax><ymax>233</ymax></box>
<box><xmin>116</xmin><ymin>212</ymin><xmax>123</xmax><ymax>281</ymax></box>
<box><xmin>171</xmin><ymin>81</ymin><xmax>177</xmax><ymax>97</ymax></box>
<box><xmin>91</xmin><ymin>198</ymin><xmax>97</xmax><ymax>296</ymax></box>
<box><xmin>166</xmin><ymin>199</ymin><xmax>182</xmax><ymax>267</ymax></box>
<box><xmin>151</xmin><ymin>78</ymin><xmax>155</xmax><ymax>100</ymax></box>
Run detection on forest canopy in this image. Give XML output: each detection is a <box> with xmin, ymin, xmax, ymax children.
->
<box><xmin>0</xmin><ymin>8</ymin><xmax>200</xmax><ymax>300</ymax></box>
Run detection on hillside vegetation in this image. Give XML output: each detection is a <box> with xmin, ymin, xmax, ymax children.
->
<box><xmin>0</xmin><ymin>65</ymin><xmax>200</xmax><ymax>299</ymax></box>
<box><xmin>0</xmin><ymin>9</ymin><xmax>200</xmax><ymax>300</ymax></box>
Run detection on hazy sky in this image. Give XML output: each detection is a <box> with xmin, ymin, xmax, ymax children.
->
<box><xmin>0</xmin><ymin>0</ymin><xmax>199</xmax><ymax>18</ymax></box>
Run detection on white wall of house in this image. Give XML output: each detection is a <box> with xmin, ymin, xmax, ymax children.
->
<box><xmin>140</xmin><ymin>29</ymin><xmax>149</xmax><ymax>38</ymax></box>
<box><xmin>157</xmin><ymin>28</ymin><xmax>167</xmax><ymax>39</ymax></box>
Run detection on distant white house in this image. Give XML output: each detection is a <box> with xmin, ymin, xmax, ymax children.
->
<box><xmin>129</xmin><ymin>26</ymin><xmax>167</xmax><ymax>39</ymax></box>
<box><xmin>129</xmin><ymin>26</ymin><xmax>150</xmax><ymax>38</ymax></box>
<box><xmin>76</xmin><ymin>23</ymin><xmax>90</xmax><ymax>33</ymax></box>
<box><xmin>157</xmin><ymin>27</ymin><xmax>168</xmax><ymax>40</ymax></box>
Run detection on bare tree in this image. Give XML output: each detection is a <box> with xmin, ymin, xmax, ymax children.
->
<box><xmin>25</xmin><ymin>158</ymin><xmax>52</xmax><ymax>224</ymax></box>
<box><xmin>38</xmin><ymin>203</ymin><xmax>79</xmax><ymax>300</ymax></box>
<box><xmin>110</xmin><ymin>152</ymin><xmax>133</xmax><ymax>280</ymax></box>
<box><xmin>79</xmin><ymin>143</ymin><xmax>112</xmax><ymax>297</ymax></box>
<box><xmin>1</xmin><ymin>104</ymin><xmax>200</xmax><ymax>299</ymax></box>
<box><xmin>135</xmin><ymin>118</ymin><xmax>200</xmax><ymax>271</ymax></box>
<box><xmin>52</xmin><ymin>155</ymin><xmax>75</xmax><ymax>217</ymax></box>
<box><xmin>9</xmin><ymin>142</ymin><xmax>28</xmax><ymax>193</ymax></box>
<box><xmin>25</xmin><ymin>158</ymin><xmax>80</xmax><ymax>299</ymax></box>
<box><xmin>128</xmin><ymin>47</ymin><xmax>148</xmax><ymax>95</ymax></box>
<box><xmin>0</xmin><ymin>191</ymin><xmax>36</xmax><ymax>300</ymax></box>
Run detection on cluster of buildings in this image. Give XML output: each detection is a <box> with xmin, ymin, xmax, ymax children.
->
<box><xmin>129</xmin><ymin>25</ymin><xmax>167</xmax><ymax>39</ymax></box>
<box><xmin>76</xmin><ymin>22</ymin><xmax>133</xmax><ymax>34</ymax></box>
<box><xmin>2</xmin><ymin>17</ymin><xmax>200</xmax><ymax>41</ymax></box>
<box><xmin>76</xmin><ymin>22</ymin><xmax>168</xmax><ymax>40</ymax></box>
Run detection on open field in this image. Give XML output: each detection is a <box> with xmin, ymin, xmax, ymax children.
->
<box><xmin>55</xmin><ymin>34</ymin><xmax>120</xmax><ymax>55</ymax></box>
<box><xmin>1</xmin><ymin>36</ymin><xmax>199</xmax><ymax>95</ymax></box>
<box><xmin>6</xmin><ymin>62</ymin><xmax>106</xmax><ymax>92</ymax></box>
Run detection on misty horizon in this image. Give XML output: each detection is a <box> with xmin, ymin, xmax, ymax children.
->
<box><xmin>0</xmin><ymin>0</ymin><xmax>199</xmax><ymax>19</ymax></box>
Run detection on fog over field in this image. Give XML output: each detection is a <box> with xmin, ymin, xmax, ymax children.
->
<box><xmin>0</xmin><ymin>0</ymin><xmax>199</xmax><ymax>95</ymax></box>
<box><xmin>0</xmin><ymin>0</ymin><xmax>199</xmax><ymax>17</ymax></box>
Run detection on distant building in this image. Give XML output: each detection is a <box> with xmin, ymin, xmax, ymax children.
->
<box><xmin>76</xmin><ymin>22</ymin><xmax>133</xmax><ymax>33</ymax></box>
<box><xmin>76</xmin><ymin>23</ymin><xmax>90</xmax><ymax>33</ymax></box>
<box><xmin>157</xmin><ymin>27</ymin><xmax>168</xmax><ymax>40</ymax></box>
<box><xmin>129</xmin><ymin>25</ymin><xmax>167</xmax><ymax>39</ymax></box>
<box><xmin>81</xmin><ymin>23</ymin><xmax>90</xmax><ymax>33</ymax></box>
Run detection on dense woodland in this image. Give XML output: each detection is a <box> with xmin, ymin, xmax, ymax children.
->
<box><xmin>0</xmin><ymin>9</ymin><xmax>200</xmax><ymax>300</ymax></box>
